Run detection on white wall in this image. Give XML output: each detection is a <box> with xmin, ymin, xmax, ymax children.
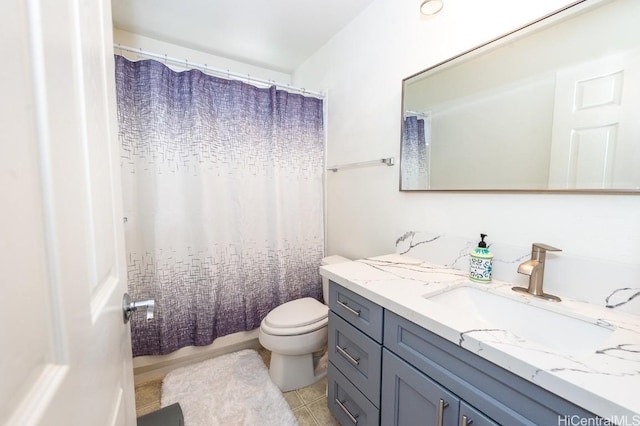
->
<box><xmin>113</xmin><ymin>29</ymin><xmax>291</xmax><ymax>84</ymax></box>
<box><xmin>293</xmin><ymin>0</ymin><xmax>640</xmax><ymax>269</ymax></box>
<box><xmin>428</xmin><ymin>78</ymin><xmax>554</xmax><ymax>189</ymax></box>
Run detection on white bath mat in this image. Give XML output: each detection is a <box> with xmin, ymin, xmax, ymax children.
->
<box><xmin>161</xmin><ymin>349</ymin><xmax>297</xmax><ymax>426</ymax></box>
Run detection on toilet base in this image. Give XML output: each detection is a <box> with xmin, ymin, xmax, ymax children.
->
<box><xmin>269</xmin><ymin>351</ymin><xmax>327</xmax><ymax>392</ymax></box>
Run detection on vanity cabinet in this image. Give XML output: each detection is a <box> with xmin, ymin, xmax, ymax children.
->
<box><xmin>384</xmin><ymin>310</ymin><xmax>597</xmax><ymax>425</ymax></box>
<box><xmin>327</xmin><ymin>281</ymin><xmax>600</xmax><ymax>425</ymax></box>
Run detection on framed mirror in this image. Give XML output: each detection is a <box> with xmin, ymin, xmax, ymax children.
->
<box><xmin>400</xmin><ymin>0</ymin><xmax>640</xmax><ymax>193</ymax></box>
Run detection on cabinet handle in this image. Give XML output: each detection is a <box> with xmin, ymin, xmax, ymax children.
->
<box><xmin>461</xmin><ymin>415</ymin><xmax>473</xmax><ymax>426</ymax></box>
<box><xmin>437</xmin><ymin>399</ymin><xmax>449</xmax><ymax>426</ymax></box>
<box><xmin>336</xmin><ymin>345</ymin><xmax>361</xmax><ymax>366</ymax></box>
<box><xmin>337</xmin><ymin>299</ymin><xmax>361</xmax><ymax>316</ymax></box>
<box><xmin>335</xmin><ymin>398</ymin><xmax>359</xmax><ymax>424</ymax></box>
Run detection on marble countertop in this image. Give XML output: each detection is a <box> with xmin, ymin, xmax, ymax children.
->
<box><xmin>320</xmin><ymin>254</ymin><xmax>640</xmax><ymax>420</ymax></box>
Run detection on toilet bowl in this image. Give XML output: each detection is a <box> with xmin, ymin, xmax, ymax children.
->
<box><xmin>259</xmin><ymin>255</ymin><xmax>350</xmax><ymax>392</ymax></box>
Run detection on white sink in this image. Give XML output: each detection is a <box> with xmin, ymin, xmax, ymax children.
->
<box><xmin>424</xmin><ymin>286</ymin><xmax>615</xmax><ymax>355</ymax></box>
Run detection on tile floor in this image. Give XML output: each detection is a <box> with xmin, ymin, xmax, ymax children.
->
<box><xmin>280</xmin><ymin>376</ymin><xmax>338</xmax><ymax>426</ymax></box>
<box><xmin>135</xmin><ymin>378</ymin><xmax>162</xmax><ymax>417</ymax></box>
<box><xmin>134</xmin><ymin>348</ymin><xmax>339</xmax><ymax>425</ymax></box>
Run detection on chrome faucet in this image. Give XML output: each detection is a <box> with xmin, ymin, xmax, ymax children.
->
<box><xmin>512</xmin><ymin>243</ymin><xmax>562</xmax><ymax>302</ymax></box>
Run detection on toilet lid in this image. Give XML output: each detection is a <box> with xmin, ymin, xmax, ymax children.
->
<box><xmin>264</xmin><ymin>297</ymin><xmax>328</xmax><ymax>329</ymax></box>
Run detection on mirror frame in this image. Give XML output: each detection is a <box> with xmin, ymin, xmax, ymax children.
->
<box><xmin>399</xmin><ymin>0</ymin><xmax>640</xmax><ymax>194</ymax></box>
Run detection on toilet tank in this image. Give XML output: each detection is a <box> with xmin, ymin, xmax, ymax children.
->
<box><xmin>320</xmin><ymin>255</ymin><xmax>350</xmax><ymax>304</ymax></box>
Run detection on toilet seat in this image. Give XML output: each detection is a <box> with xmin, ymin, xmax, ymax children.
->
<box><xmin>261</xmin><ymin>297</ymin><xmax>328</xmax><ymax>336</ymax></box>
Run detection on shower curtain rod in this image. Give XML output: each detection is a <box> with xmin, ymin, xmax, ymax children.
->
<box><xmin>113</xmin><ymin>44</ymin><xmax>325</xmax><ymax>99</ymax></box>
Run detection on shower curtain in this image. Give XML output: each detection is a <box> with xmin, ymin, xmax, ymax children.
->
<box><xmin>401</xmin><ymin>115</ymin><xmax>429</xmax><ymax>189</ymax></box>
<box><xmin>115</xmin><ymin>56</ymin><xmax>325</xmax><ymax>356</ymax></box>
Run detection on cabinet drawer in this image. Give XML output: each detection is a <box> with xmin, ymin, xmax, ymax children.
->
<box><xmin>384</xmin><ymin>311</ymin><xmax>597</xmax><ymax>425</ymax></box>
<box><xmin>329</xmin><ymin>281</ymin><xmax>384</xmax><ymax>343</ymax></box>
<box><xmin>328</xmin><ymin>311</ymin><xmax>382</xmax><ymax>406</ymax></box>
<box><xmin>328</xmin><ymin>362</ymin><xmax>380</xmax><ymax>426</ymax></box>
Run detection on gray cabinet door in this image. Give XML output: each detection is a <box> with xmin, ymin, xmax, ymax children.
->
<box><xmin>382</xmin><ymin>349</ymin><xmax>459</xmax><ymax>426</ymax></box>
<box><xmin>460</xmin><ymin>401</ymin><xmax>498</xmax><ymax>426</ymax></box>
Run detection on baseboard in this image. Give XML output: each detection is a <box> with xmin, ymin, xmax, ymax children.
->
<box><xmin>133</xmin><ymin>329</ymin><xmax>261</xmax><ymax>385</ymax></box>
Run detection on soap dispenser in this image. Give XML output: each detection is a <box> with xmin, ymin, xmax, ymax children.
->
<box><xmin>469</xmin><ymin>234</ymin><xmax>493</xmax><ymax>283</ymax></box>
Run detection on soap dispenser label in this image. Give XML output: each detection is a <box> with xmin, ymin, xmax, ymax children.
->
<box><xmin>469</xmin><ymin>256</ymin><xmax>492</xmax><ymax>283</ymax></box>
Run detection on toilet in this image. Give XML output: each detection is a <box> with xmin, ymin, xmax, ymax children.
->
<box><xmin>259</xmin><ymin>255</ymin><xmax>350</xmax><ymax>392</ymax></box>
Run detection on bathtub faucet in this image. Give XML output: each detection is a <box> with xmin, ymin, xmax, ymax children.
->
<box><xmin>122</xmin><ymin>294</ymin><xmax>155</xmax><ymax>323</ymax></box>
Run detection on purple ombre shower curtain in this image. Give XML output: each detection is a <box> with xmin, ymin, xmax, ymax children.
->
<box><xmin>401</xmin><ymin>115</ymin><xmax>429</xmax><ymax>189</ymax></box>
<box><xmin>114</xmin><ymin>55</ymin><xmax>325</xmax><ymax>356</ymax></box>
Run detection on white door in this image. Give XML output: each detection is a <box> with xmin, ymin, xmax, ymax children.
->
<box><xmin>1</xmin><ymin>0</ymin><xmax>136</xmax><ymax>425</ymax></box>
<box><xmin>548</xmin><ymin>50</ymin><xmax>640</xmax><ymax>189</ymax></box>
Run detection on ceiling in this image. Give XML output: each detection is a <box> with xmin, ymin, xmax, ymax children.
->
<box><xmin>111</xmin><ymin>0</ymin><xmax>375</xmax><ymax>74</ymax></box>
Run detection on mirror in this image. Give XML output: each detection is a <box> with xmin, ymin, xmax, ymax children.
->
<box><xmin>400</xmin><ymin>0</ymin><xmax>640</xmax><ymax>192</ymax></box>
